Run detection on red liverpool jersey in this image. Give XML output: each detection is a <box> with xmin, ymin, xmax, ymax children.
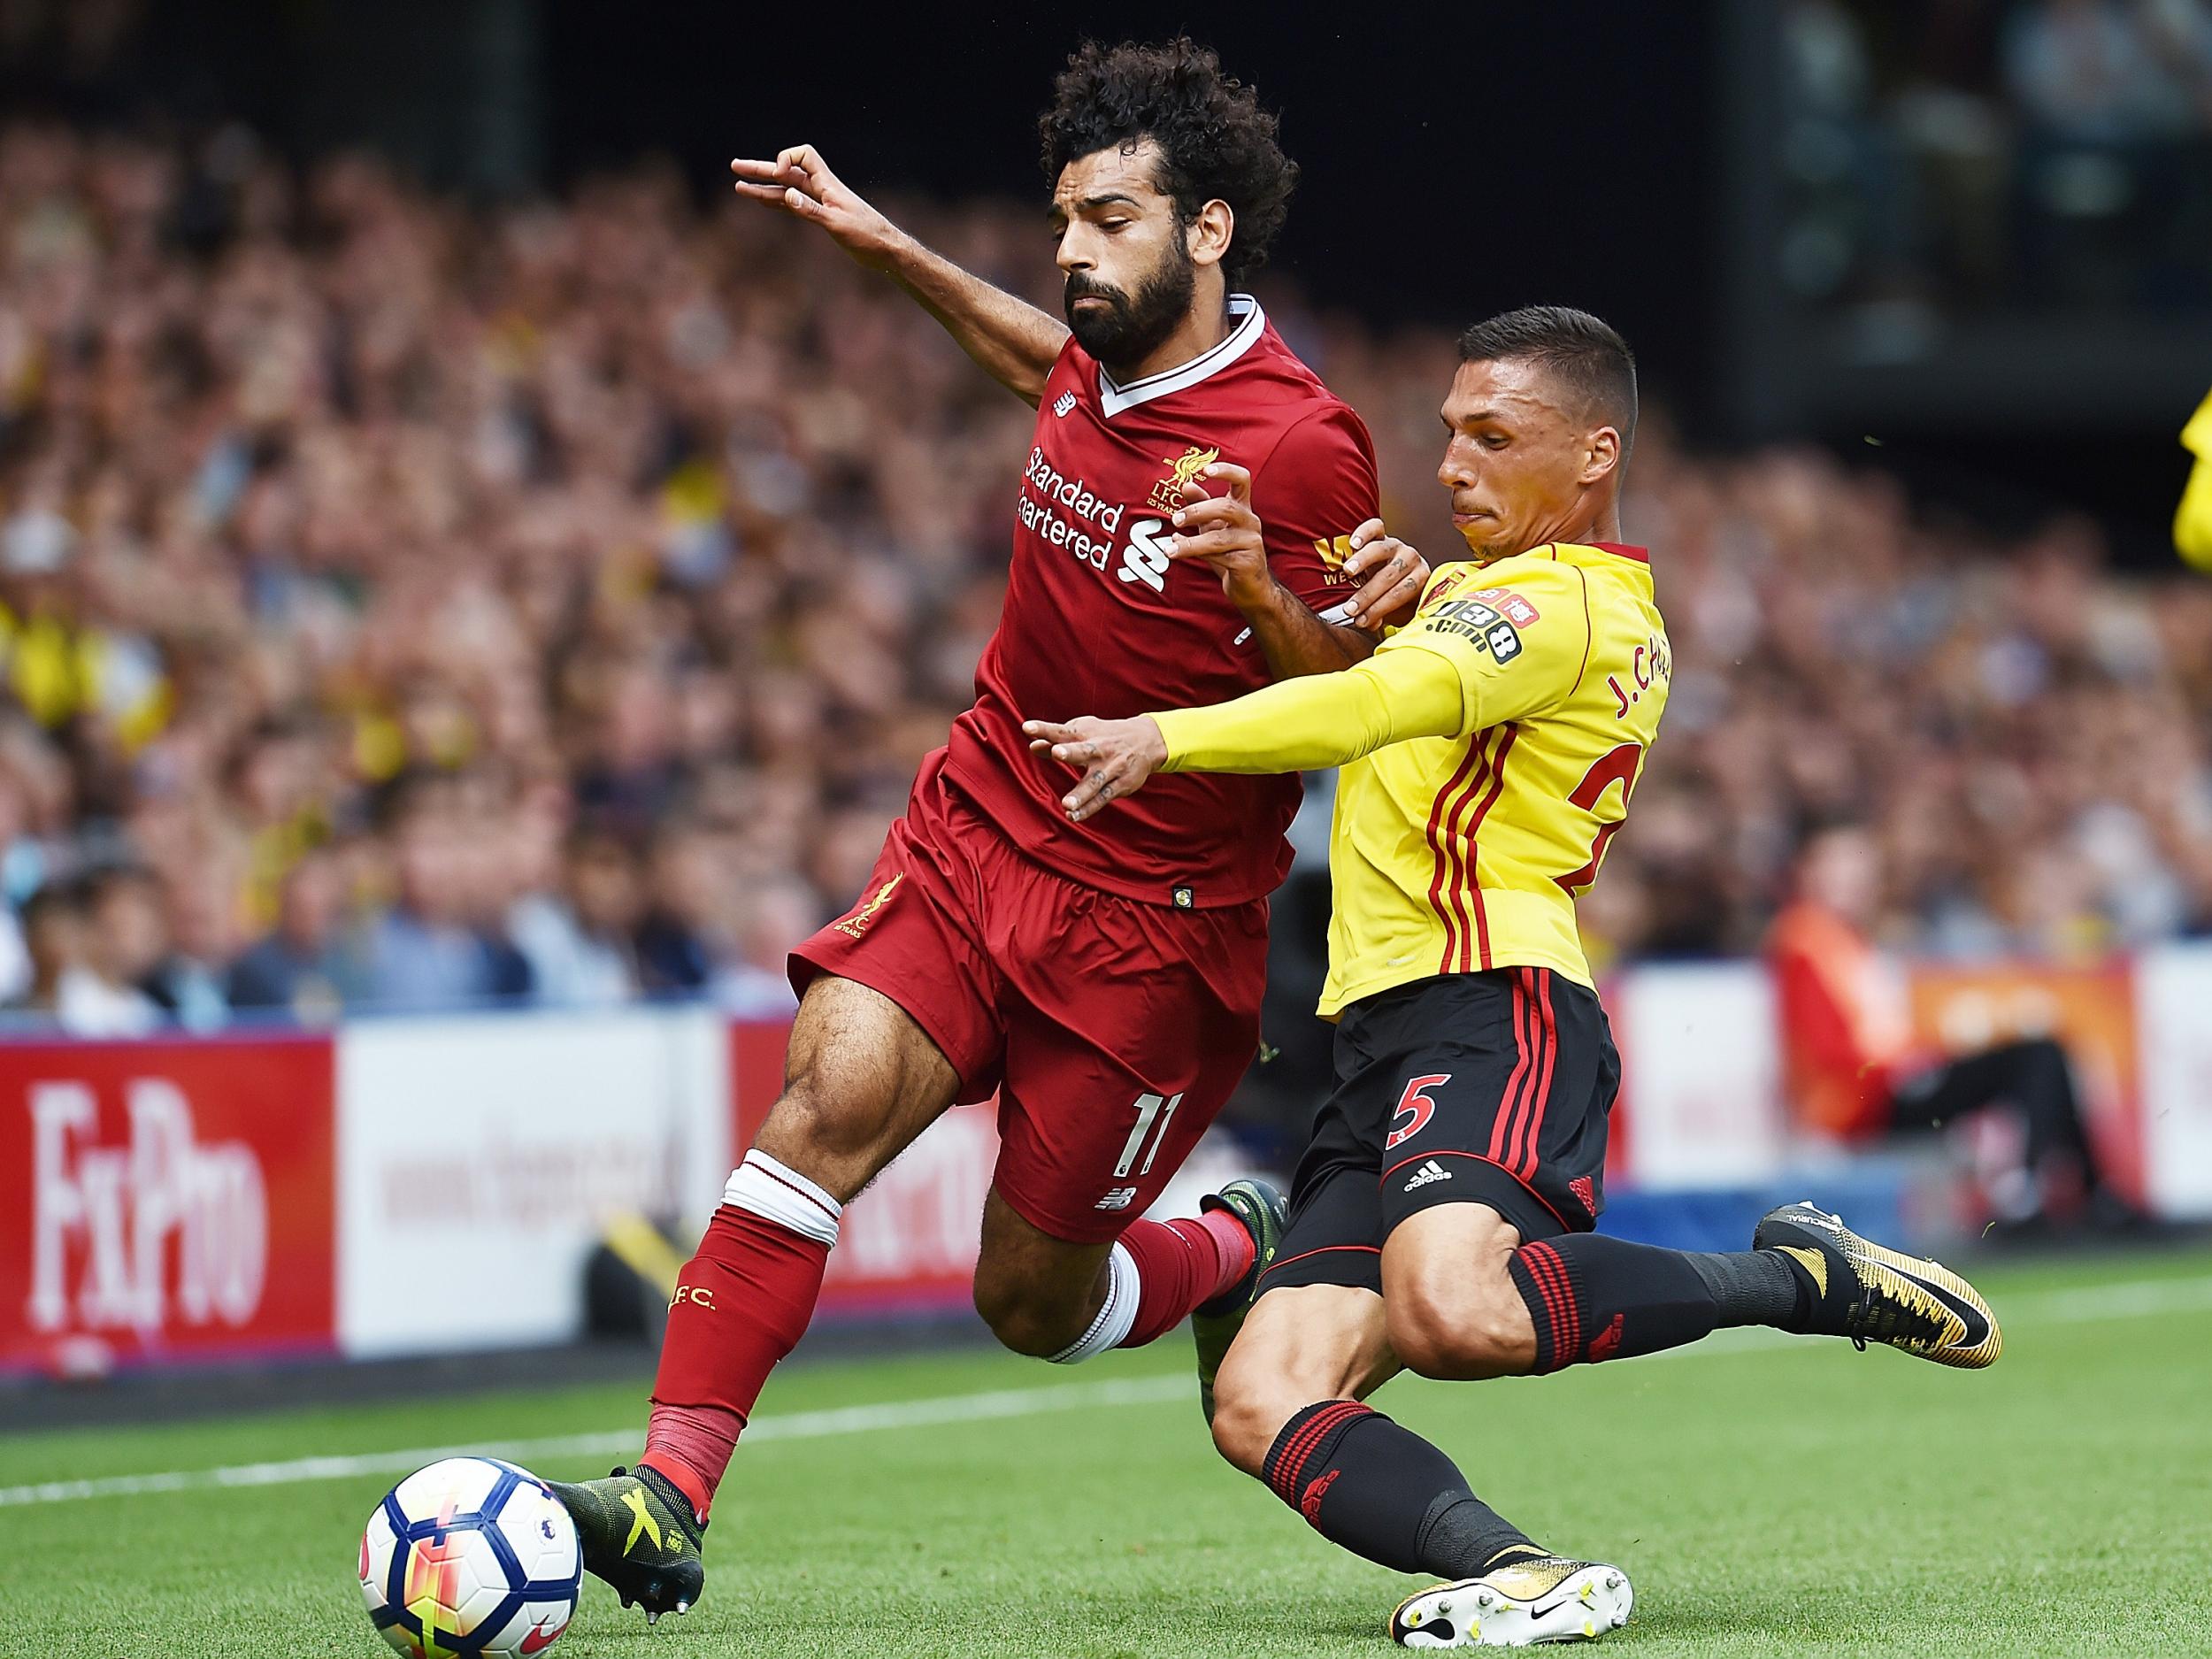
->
<box><xmin>942</xmin><ymin>295</ymin><xmax>1380</xmax><ymax>908</ymax></box>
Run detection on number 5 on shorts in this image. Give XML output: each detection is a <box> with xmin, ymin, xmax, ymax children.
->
<box><xmin>1386</xmin><ymin>1073</ymin><xmax>1451</xmax><ymax>1151</ymax></box>
<box><xmin>1113</xmin><ymin>1090</ymin><xmax>1185</xmax><ymax>1179</ymax></box>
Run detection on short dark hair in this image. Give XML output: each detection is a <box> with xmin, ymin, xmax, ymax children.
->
<box><xmin>1039</xmin><ymin>38</ymin><xmax>1297</xmax><ymax>289</ymax></box>
<box><xmin>1458</xmin><ymin>306</ymin><xmax>1638</xmax><ymax>444</ymax></box>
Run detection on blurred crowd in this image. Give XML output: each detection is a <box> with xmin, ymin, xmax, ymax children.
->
<box><xmin>1782</xmin><ymin>0</ymin><xmax>2212</xmax><ymax>312</ymax></box>
<box><xmin>0</xmin><ymin>121</ymin><xmax>2206</xmax><ymax>1034</ymax></box>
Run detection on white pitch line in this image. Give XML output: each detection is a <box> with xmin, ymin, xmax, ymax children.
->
<box><xmin>0</xmin><ymin>1375</ymin><xmax>1191</xmax><ymax>1509</ymax></box>
<box><xmin>4</xmin><ymin>1272</ymin><xmax>2208</xmax><ymax>1510</ymax></box>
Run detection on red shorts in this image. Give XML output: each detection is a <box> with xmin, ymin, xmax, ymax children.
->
<box><xmin>790</xmin><ymin>749</ymin><xmax>1270</xmax><ymax>1244</ymax></box>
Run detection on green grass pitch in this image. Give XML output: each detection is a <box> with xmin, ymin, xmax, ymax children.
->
<box><xmin>4</xmin><ymin>1248</ymin><xmax>2210</xmax><ymax>1656</ymax></box>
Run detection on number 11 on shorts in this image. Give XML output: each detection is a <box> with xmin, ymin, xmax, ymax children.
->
<box><xmin>1114</xmin><ymin>1090</ymin><xmax>1185</xmax><ymax>1179</ymax></box>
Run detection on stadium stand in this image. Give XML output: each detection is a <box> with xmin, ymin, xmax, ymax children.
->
<box><xmin>0</xmin><ymin>120</ymin><xmax>2205</xmax><ymax>1041</ymax></box>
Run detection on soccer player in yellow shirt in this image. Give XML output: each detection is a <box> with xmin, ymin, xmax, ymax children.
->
<box><xmin>1027</xmin><ymin>308</ymin><xmax>2002</xmax><ymax>1648</ymax></box>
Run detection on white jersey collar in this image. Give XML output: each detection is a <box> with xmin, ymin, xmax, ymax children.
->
<box><xmin>1096</xmin><ymin>294</ymin><xmax>1264</xmax><ymax>419</ymax></box>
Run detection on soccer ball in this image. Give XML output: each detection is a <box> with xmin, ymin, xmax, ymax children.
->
<box><xmin>359</xmin><ymin>1456</ymin><xmax>582</xmax><ymax>1658</ymax></box>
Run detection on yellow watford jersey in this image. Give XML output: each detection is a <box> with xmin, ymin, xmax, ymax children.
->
<box><xmin>1150</xmin><ymin>541</ymin><xmax>1669</xmax><ymax>1013</ymax></box>
<box><xmin>1324</xmin><ymin>541</ymin><xmax>1668</xmax><ymax>1007</ymax></box>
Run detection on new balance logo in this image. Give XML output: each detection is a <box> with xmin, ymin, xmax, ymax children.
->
<box><xmin>1053</xmin><ymin>390</ymin><xmax>1077</xmax><ymax>418</ymax></box>
<box><xmin>1403</xmin><ymin>1160</ymin><xmax>1453</xmax><ymax>1192</ymax></box>
<box><xmin>1094</xmin><ymin>1187</ymin><xmax>1140</xmax><ymax>1211</ymax></box>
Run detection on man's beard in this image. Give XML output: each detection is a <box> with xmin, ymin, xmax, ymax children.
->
<box><xmin>1063</xmin><ymin>239</ymin><xmax>1197</xmax><ymax>374</ymax></box>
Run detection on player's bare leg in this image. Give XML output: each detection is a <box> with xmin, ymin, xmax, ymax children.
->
<box><xmin>1207</xmin><ymin>1284</ymin><xmax>1397</xmax><ymax>1478</ymax></box>
<box><xmin>752</xmin><ymin>975</ymin><xmax>964</xmax><ymax>1201</ymax></box>
<box><xmin>972</xmin><ymin>1182</ymin><xmax>1272</xmax><ymax>1364</ymax></box>
<box><xmin>552</xmin><ymin>975</ymin><xmax>959</xmax><ymax>1620</ymax></box>
<box><xmin>972</xmin><ymin>1192</ymin><xmax>1116</xmax><ymax>1356</ymax></box>
<box><xmin>1379</xmin><ymin>1205</ymin><xmax>1537</xmax><ymax>1379</ymax></box>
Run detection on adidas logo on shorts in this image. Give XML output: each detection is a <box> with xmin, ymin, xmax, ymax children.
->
<box><xmin>1403</xmin><ymin>1159</ymin><xmax>1453</xmax><ymax>1192</ymax></box>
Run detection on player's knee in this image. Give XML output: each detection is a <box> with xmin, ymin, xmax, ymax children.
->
<box><xmin>1387</xmin><ymin>1278</ymin><xmax>1532</xmax><ymax>1380</ymax></box>
<box><xmin>751</xmin><ymin>1082</ymin><xmax>887</xmax><ymax>1200</ymax></box>
<box><xmin>971</xmin><ymin>1272</ymin><xmax>1087</xmax><ymax>1359</ymax></box>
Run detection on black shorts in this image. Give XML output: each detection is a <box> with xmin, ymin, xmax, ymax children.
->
<box><xmin>1263</xmin><ymin>968</ymin><xmax>1618</xmax><ymax>1295</ymax></box>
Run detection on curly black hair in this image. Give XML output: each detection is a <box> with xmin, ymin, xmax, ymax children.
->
<box><xmin>1039</xmin><ymin>38</ymin><xmax>1297</xmax><ymax>290</ymax></box>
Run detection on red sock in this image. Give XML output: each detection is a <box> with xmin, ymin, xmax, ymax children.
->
<box><xmin>641</xmin><ymin>1151</ymin><xmax>841</xmax><ymax>1515</ymax></box>
<box><xmin>639</xmin><ymin>1404</ymin><xmax>736</xmax><ymax>1523</ymax></box>
<box><xmin>1114</xmin><ymin>1210</ymin><xmax>1256</xmax><ymax>1350</ymax></box>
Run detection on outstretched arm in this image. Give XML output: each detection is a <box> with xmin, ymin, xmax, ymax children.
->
<box><xmin>1025</xmin><ymin>559</ymin><xmax>1589</xmax><ymax>821</ymax></box>
<box><xmin>732</xmin><ymin>146</ymin><xmax>1069</xmax><ymax>405</ymax></box>
<box><xmin>1023</xmin><ymin>646</ymin><xmax>1464</xmax><ymax>822</ymax></box>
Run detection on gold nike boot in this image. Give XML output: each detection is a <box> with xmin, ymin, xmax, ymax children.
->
<box><xmin>1392</xmin><ymin>1555</ymin><xmax>1633</xmax><ymax>1647</ymax></box>
<box><xmin>1755</xmin><ymin>1201</ymin><xmax>2002</xmax><ymax>1369</ymax></box>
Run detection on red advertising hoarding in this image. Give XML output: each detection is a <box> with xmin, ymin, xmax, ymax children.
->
<box><xmin>0</xmin><ymin>1033</ymin><xmax>337</xmax><ymax>1376</ymax></box>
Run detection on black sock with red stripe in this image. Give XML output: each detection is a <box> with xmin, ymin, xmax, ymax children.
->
<box><xmin>1261</xmin><ymin>1401</ymin><xmax>1537</xmax><ymax>1576</ymax></box>
<box><xmin>1509</xmin><ymin>1235</ymin><xmax>1801</xmax><ymax>1371</ymax></box>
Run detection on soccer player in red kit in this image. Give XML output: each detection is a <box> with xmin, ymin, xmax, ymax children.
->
<box><xmin>547</xmin><ymin>39</ymin><xmax>1430</xmax><ymax>1618</ymax></box>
